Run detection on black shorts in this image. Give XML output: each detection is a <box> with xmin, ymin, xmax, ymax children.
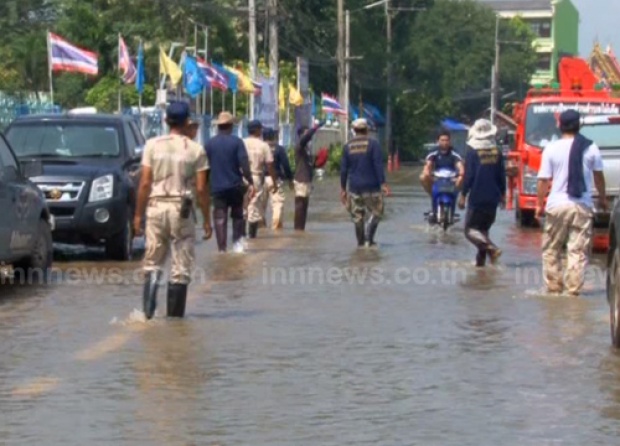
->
<box><xmin>212</xmin><ymin>186</ymin><xmax>245</xmax><ymax>219</ymax></box>
<box><xmin>465</xmin><ymin>207</ymin><xmax>497</xmax><ymax>233</ymax></box>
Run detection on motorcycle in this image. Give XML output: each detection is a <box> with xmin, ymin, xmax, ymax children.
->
<box><xmin>424</xmin><ymin>168</ymin><xmax>460</xmax><ymax>231</ymax></box>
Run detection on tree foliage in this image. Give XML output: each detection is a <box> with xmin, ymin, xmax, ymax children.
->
<box><xmin>0</xmin><ymin>0</ymin><xmax>535</xmax><ymax>153</ymax></box>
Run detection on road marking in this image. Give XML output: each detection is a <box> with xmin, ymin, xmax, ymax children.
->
<box><xmin>12</xmin><ymin>377</ymin><xmax>60</xmax><ymax>398</ymax></box>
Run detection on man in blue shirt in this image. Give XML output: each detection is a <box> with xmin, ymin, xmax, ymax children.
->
<box><xmin>420</xmin><ymin>130</ymin><xmax>464</xmax><ymax>223</ymax></box>
<box><xmin>205</xmin><ymin>111</ymin><xmax>254</xmax><ymax>253</ymax></box>
<box><xmin>458</xmin><ymin>119</ymin><xmax>506</xmax><ymax>267</ymax></box>
<box><xmin>262</xmin><ymin>128</ymin><xmax>294</xmax><ymax>229</ymax></box>
<box><xmin>340</xmin><ymin>118</ymin><xmax>390</xmax><ymax>247</ymax></box>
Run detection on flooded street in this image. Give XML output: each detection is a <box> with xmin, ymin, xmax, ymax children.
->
<box><xmin>2</xmin><ymin>166</ymin><xmax>620</xmax><ymax>445</ymax></box>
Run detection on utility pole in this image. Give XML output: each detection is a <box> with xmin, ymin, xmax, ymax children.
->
<box><xmin>337</xmin><ymin>0</ymin><xmax>346</xmax><ymax>141</ymax></box>
<box><xmin>491</xmin><ymin>14</ymin><xmax>500</xmax><ymax>125</ymax></box>
<box><xmin>385</xmin><ymin>0</ymin><xmax>393</xmax><ymax>156</ymax></box>
<box><xmin>249</xmin><ymin>0</ymin><xmax>257</xmax><ymax>119</ymax></box>
<box><xmin>345</xmin><ymin>9</ymin><xmax>350</xmax><ymax>139</ymax></box>
<box><xmin>268</xmin><ymin>0</ymin><xmax>278</xmax><ymax>129</ymax></box>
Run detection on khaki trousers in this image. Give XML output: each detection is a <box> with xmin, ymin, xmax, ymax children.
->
<box><xmin>542</xmin><ymin>203</ymin><xmax>593</xmax><ymax>295</ymax></box>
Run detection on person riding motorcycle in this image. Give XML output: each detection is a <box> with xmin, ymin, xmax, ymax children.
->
<box><xmin>419</xmin><ymin>129</ymin><xmax>464</xmax><ymax>223</ymax></box>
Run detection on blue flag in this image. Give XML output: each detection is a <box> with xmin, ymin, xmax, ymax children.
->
<box><xmin>135</xmin><ymin>42</ymin><xmax>145</xmax><ymax>95</ymax></box>
<box><xmin>183</xmin><ymin>55</ymin><xmax>207</xmax><ymax>98</ymax></box>
<box><xmin>213</xmin><ymin>62</ymin><xmax>237</xmax><ymax>93</ymax></box>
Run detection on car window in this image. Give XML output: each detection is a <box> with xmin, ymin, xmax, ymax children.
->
<box><xmin>6</xmin><ymin>123</ymin><xmax>121</xmax><ymax>158</ymax></box>
<box><xmin>130</xmin><ymin>121</ymin><xmax>146</xmax><ymax>146</ymax></box>
<box><xmin>124</xmin><ymin>122</ymin><xmax>137</xmax><ymax>157</ymax></box>
<box><xmin>0</xmin><ymin>135</ymin><xmax>18</xmax><ymax>181</ymax></box>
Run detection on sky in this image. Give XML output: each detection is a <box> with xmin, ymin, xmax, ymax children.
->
<box><xmin>572</xmin><ymin>0</ymin><xmax>620</xmax><ymax>56</ymax></box>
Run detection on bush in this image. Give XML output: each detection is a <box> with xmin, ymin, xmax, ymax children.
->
<box><xmin>325</xmin><ymin>144</ymin><xmax>343</xmax><ymax>174</ymax></box>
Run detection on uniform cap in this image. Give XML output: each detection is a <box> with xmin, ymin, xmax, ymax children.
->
<box><xmin>166</xmin><ymin>101</ymin><xmax>190</xmax><ymax>124</ymax></box>
<box><xmin>248</xmin><ymin>119</ymin><xmax>262</xmax><ymax>132</ymax></box>
<box><xmin>560</xmin><ymin>109</ymin><xmax>580</xmax><ymax>126</ymax></box>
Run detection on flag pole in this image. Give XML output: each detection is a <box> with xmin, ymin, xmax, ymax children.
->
<box><xmin>117</xmin><ymin>33</ymin><xmax>122</xmax><ymax>113</ymax></box>
<box><xmin>138</xmin><ymin>40</ymin><xmax>143</xmax><ymax>113</ymax></box>
<box><xmin>233</xmin><ymin>92</ymin><xmax>237</xmax><ymax>116</ymax></box>
<box><xmin>47</xmin><ymin>30</ymin><xmax>54</xmax><ymax>107</ymax></box>
<box><xmin>203</xmin><ymin>27</ymin><xmax>208</xmax><ymax>116</ymax></box>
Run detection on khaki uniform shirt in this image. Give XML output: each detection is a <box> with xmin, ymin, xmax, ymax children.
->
<box><xmin>243</xmin><ymin>136</ymin><xmax>273</xmax><ymax>176</ymax></box>
<box><xmin>141</xmin><ymin>134</ymin><xmax>209</xmax><ymax>199</ymax></box>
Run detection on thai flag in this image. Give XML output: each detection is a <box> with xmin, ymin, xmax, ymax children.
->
<box><xmin>197</xmin><ymin>57</ymin><xmax>228</xmax><ymax>91</ymax></box>
<box><xmin>321</xmin><ymin>93</ymin><xmax>347</xmax><ymax>115</ymax></box>
<box><xmin>48</xmin><ymin>32</ymin><xmax>98</xmax><ymax>75</ymax></box>
<box><xmin>118</xmin><ymin>35</ymin><xmax>136</xmax><ymax>84</ymax></box>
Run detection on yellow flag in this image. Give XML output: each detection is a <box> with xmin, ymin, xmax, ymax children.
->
<box><xmin>159</xmin><ymin>47</ymin><xmax>182</xmax><ymax>86</ymax></box>
<box><xmin>225</xmin><ymin>65</ymin><xmax>255</xmax><ymax>93</ymax></box>
<box><xmin>289</xmin><ymin>85</ymin><xmax>304</xmax><ymax>106</ymax></box>
<box><xmin>279</xmin><ymin>82</ymin><xmax>285</xmax><ymax>110</ymax></box>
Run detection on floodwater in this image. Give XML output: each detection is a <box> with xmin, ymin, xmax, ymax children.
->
<box><xmin>1</xmin><ymin>166</ymin><xmax>620</xmax><ymax>445</ymax></box>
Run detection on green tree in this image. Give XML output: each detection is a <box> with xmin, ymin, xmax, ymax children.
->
<box><xmin>393</xmin><ymin>0</ymin><xmax>536</xmax><ymax>159</ymax></box>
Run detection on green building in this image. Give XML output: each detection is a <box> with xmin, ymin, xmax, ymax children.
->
<box><xmin>480</xmin><ymin>0</ymin><xmax>579</xmax><ymax>85</ymax></box>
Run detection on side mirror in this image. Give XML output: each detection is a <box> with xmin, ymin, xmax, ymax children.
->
<box><xmin>20</xmin><ymin>159</ymin><xmax>43</xmax><ymax>178</ymax></box>
<box><xmin>123</xmin><ymin>155</ymin><xmax>141</xmax><ymax>169</ymax></box>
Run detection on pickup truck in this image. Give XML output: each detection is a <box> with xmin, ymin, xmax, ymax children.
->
<box><xmin>0</xmin><ymin>132</ymin><xmax>54</xmax><ymax>280</ymax></box>
<box><xmin>4</xmin><ymin>113</ymin><xmax>144</xmax><ymax>261</ymax></box>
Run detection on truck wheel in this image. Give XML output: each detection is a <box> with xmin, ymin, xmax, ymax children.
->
<box><xmin>607</xmin><ymin>245</ymin><xmax>620</xmax><ymax>348</ymax></box>
<box><xmin>13</xmin><ymin>219</ymin><xmax>53</xmax><ymax>283</ymax></box>
<box><xmin>518</xmin><ymin>207</ymin><xmax>536</xmax><ymax>227</ymax></box>
<box><xmin>105</xmin><ymin>213</ymin><xmax>133</xmax><ymax>261</ymax></box>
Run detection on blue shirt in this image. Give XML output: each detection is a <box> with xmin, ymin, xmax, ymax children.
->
<box><xmin>461</xmin><ymin>145</ymin><xmax>506</xmax><ymax>210</ymax></box>
<box><xmin>426</xmin><ymin>148</ymin><xmax>462</xmax><ymax>172</ymax></box>
<box><xmin>264</xmin><ymin>144</ymin><xmax>293</xmax><ymax>181</ymax></box>
<box><xmin>205</xmin><ymin>132</ymin><xmax>251</xmax><ymax>194</ymax></box>
<box><xmin>340</xmin><ymin>136</ymin><xmax>385</xmax><ymax>194</ymax></box>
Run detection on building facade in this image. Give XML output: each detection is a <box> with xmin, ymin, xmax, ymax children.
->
<box><xmin>479</xmin><ymin>0</ymin><xmax>579</xmax><ymax>85</ymax></box>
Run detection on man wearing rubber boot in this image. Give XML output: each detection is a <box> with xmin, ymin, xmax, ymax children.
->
<box><xmin>243</xmin><ymin>120</ymin><xmax>278</xmax><ymax>239</ymax></box>
<box><xmin>262</xmin><ymin>127</ymin><xmax>294</xmax><ymax>229</ymax></box>
<box><xmin>134</xmin><ymin>101</ymin><xmax>212</xmax><ymax>319</ymax></box>
<box><xmin>205</xmin><ymin>111</ymin><xmax>255</xmax><ymax>253</ymax></box>
<box><xmin>340</xmin><ymin>118</ymin><xmax>390</xmax><ymax>247</ymax></box>
<box><xmin>294</xmin><ymin>120</ymin><xmax>326</xmax><ymax>231</ymax></box>
<box><xmin>458</xmin><ymin>119</ymin><xmax>506</xmax><ymax>267</ymax></box>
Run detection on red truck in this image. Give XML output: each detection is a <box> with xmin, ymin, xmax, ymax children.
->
<box><xmin>506</xmin><ymin>55</ymin><xmax>620</xmax><ymax>251</ymax></box>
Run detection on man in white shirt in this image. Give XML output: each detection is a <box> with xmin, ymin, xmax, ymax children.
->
<box><xmin>536</xmin><ymin>109</ymin><xmax>607</xmax><ymax>296</ymax></box>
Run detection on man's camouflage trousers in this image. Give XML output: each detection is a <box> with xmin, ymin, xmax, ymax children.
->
<box><xmin>143</xmin><ymin>199</ymin><xmax>195</xmax><ymax>284</ymax></box>
<box><xmin>542</xmin><ymin>203</ymin><xmax>593</xmax><ymax>295</ymax></box>
<box><xmin>346</xmin><ymin>191</ymin><xmax>384</xmax><ymax>223</ymax></box>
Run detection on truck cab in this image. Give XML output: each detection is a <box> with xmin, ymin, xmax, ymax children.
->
<box><xmin>4</xmin><ymin>113</ymin><xmax>144</xmax><ymax>261</ymax></box>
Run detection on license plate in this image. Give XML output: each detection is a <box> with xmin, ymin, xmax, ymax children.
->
<box><xmin>437</xmin><ymin>184</ymin><xmax>456</xmax><ymax>194</ymax></box>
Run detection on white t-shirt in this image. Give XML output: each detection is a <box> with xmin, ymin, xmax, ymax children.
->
<box><xmin>537</xmin><ymin>137</ymin><xmax>604</xmax><ymax>211</ymax></box>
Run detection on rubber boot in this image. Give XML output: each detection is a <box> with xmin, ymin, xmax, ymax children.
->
<box><xmin>167</xmin><ymin>282</ymin><xmax>188</xmax><ymax>318</ymax></box>
<box><xmin>248</xmin><ymin>222</ymin><xmax>259</xmax><ymax>239</ymax></box>
<box><xmin>355</xmin><ymin>221</ymin><xmax>365</xmax><ymax>247</ymax></box>
<box><xmin>232</xmin><ymin>217</ymin><xmax>245</xmax><ymax>245</ymax></box>
<box><xmin>213</xmin><ymin>208</ymin><xmax>228</xmax><ymax>252</ymax></box>
<box><xmin>294</xmin><ymin>197</ymin><xmax>305</xmax><ymax>231</ymax></box>
<box><xmin>365</xmin><ymin>216</ymin><xmax>380</xmax><ymax>247</ymax></box>
<box><xmin>302</xmin><ymin>197</ymin><xmax>309</xmax><ymax>230</ymax></box>
<box><xmin>142</xmin><ymin>271</ymin><xmax>161</xmax><ymax>320</ymax></box>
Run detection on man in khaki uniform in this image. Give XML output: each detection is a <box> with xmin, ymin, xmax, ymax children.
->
<box><xmin>134</xmin><ymin>102</ymin><xmax>212</xmax><ymax>319</ymax></box>
<box><xmin>243</xmin><ymin>120</ymin><xmax>278</xmax><ymax>238</ymax></box>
